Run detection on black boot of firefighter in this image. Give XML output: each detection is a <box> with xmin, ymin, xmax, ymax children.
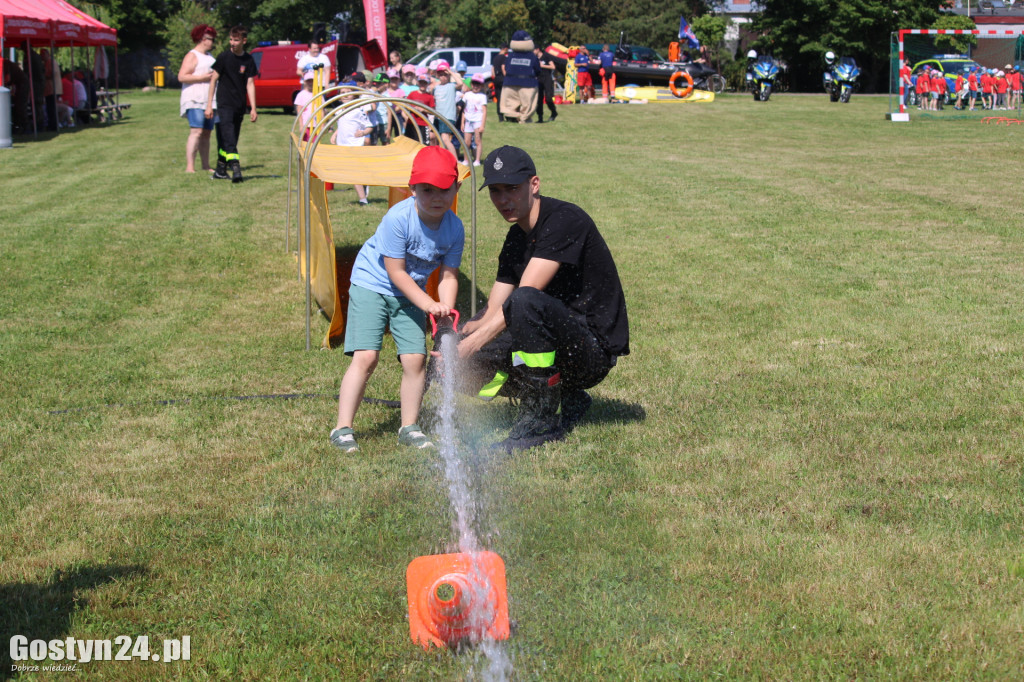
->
<box><xmin>212</xmin><ymin>156</ymin><xmax>229</xmax><ymax>180</ymax></box>
<box><xmin>507</xmin><ymin>366</ymin><xmax>562</xmax><ymax>441</ymax></box>
<box><xmin>230</xmin><ymin>160</ymin><xmax>243</xmax><ymax>183</ymax></box>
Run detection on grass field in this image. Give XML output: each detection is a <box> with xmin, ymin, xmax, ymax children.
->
<box><xmin>1</xmin><ymin>90</ymin><xmax>1023</xmax><ymax>680</ymax></box>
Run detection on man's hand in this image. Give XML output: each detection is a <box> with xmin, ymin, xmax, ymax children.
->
<box><xmin>250</xmin><ymin>108</ymin><xmax>258</xmax><ymax>123</ymax></box>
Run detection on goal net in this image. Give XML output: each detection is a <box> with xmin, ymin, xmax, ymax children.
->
<box><xmin>890</xmin><ymin>29</ymin><xmax>1024</xmax><ymax>117</ymax></box>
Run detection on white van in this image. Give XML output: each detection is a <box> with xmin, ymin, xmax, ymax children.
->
<box><xmin>405</xmin><ymin>47</ymin><xmax>501</xmax><ymax>82</ymax></box>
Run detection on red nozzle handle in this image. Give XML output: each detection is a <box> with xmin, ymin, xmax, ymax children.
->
<box><xmin>429</xmin><ymin>309</ymin><xmax>460</xmax><ymax>337</ymax></box>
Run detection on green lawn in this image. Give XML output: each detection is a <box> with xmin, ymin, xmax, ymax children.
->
<box><xmin>1</xmin><ymin>90</ymin><xmax>1022</xmax><ymax>680</ymax></box>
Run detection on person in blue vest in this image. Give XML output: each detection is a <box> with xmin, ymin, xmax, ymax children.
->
<box><xmin>499</xmin><ymin>30</ymin><xmax>541</xmax><ymax>123</ymax></box>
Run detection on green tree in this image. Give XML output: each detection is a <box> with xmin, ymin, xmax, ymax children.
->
<box><xmin>84</xmin><ymin>0</ymin><xmax>173</xmax><ymax>53</ymax></box>
<box><xmin>159</xmin><ymin>0</ymin><xmax>221</xmax><ymax>72</ymax></box>
<box><xmin>752</xmin><ymin>0</ymin><xmax>943</xmax><ymax>92</ymax></box>
<box><xmin>932</xmin><ymin>14</ymin><xmax>977</xmax><ymax>54</ymax></box>
<box><xmin>691</xmin><ymin>15</ymin><xmax>728</xmax><ymax>56</ymax></box>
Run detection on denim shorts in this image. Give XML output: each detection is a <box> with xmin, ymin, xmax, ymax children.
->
<box><xmin>343</xmin><ymin>284</ymin><xmax>427</xmax><ymax>357</ymax></box>
<box><xmin>436</xmin><ymin>119</ymin><xmax>455</xmax><ymax>137</ymax></box>
<box><xmin>185</xmin><ymin>108</ymin><xmax>216</xmax><ymax>130</ymax></box>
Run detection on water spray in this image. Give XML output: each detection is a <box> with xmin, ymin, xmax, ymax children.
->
<box><xmin>407</xmin><ymin>311</ymin><xmax>512</xmax><ymax>659</ymax></box>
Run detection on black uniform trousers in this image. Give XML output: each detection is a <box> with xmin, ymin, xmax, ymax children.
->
<box><xmin>462</xmin><ymin>286</ymin><xmax>614</xmax><ymax>396</ymax></box>
<box><xmin>215</xmin><ymin>107</ymin><xmax>245</xmax><ymax>162</ymax></box>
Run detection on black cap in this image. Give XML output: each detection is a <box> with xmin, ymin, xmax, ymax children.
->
<box><xmin>479</xmin><ymin>146</ymin><xmax>537</xmax><ymax>190</ymax></box>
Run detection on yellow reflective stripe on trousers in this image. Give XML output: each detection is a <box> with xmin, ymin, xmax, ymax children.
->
<box><xmin>225</xmin><ymin>152</ymin><xmax>240</xmax><ymax>162</ymax></box>
<box><xmin>477</xmin><ymin>371</ymin><xmax>509</xmax><ymax>400</ymax></box>
<box><xmin>512</xmin><ymin>350</ymin><xmax>556</xmax><ymax>368</ymax></box>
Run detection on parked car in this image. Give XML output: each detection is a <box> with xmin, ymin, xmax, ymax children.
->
<box><xmin>405</xmin><ymin>47</ymin><xmax>500</xmax><ymax>81</ymax></box>
<box><xmin>250</xmin><ymin>39</ymin><xmax>386</xmax><ymax>111</ymax></box>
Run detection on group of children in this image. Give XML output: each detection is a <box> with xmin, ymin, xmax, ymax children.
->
<box><xmin>912</xmin><ymin>64</ymin><xmax>1022</xmax><ymax>112</ymax></box>
<box><xmin>293</xmin><ymin>56</ymin><xmax>490</xmax><ymax>170</ymax></box>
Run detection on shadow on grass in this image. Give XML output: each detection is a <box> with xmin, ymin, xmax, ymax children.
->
<box><xmin>585</xmin><ymin>396</ymin><xmax>646</xmax><ymax>426</ymax></box>
<box><xmin>0</xmin><ymin>563</ymin><xmax>147</xmax><ymax>679</ymax></box>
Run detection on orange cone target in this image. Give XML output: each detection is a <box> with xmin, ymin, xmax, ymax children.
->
<box><xmin>406</xmin><ymin>551</ymin><xmax>510</xmax><ymax>649</ymax></box>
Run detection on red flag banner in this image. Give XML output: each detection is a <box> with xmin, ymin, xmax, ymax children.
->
<box><xmin>362</xmin><ymin>0</ymin><xmax>387</xmax><ymax>57</ymax></box>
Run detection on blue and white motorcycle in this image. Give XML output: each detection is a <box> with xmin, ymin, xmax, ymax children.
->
<box><xmin>746</xmin><ymin>51</ymin><xmax>779</xmax><ymax>101</ymax></box>
<box><xmin>823</xmin><ymin>52</ymin><xmax>861</xmax><ymax>103</ymax></box>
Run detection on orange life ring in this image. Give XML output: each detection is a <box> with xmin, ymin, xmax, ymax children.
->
<box><xmin>669</xmin><ymin>70</ymin><xmax>694</xmax><ymax>99</ymax></box>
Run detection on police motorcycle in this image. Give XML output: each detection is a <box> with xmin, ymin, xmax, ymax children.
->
<box><xmin>746</xmin><ymin>50</ymin><xmax>779</xmax><ymax>101</ymax></box>
<box><xmin>823</xmin><ymin>51</ymin><xmax>861</xmax><ymax>103</ymax></box>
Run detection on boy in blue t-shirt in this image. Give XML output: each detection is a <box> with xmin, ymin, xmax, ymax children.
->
<box><xmin>330</xmin><ymin>146</ymin><xmax>464</xmax><ymax>453</ymax></box>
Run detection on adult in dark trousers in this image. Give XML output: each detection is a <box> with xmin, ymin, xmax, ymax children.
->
<box><xmin>500</xmin><ymin>31</ymin><xmax>541</xmax><ymax>124</ymax></box>
<box><xmin>22</xmin><ymin>48</ymin><xmax>45</xmax><ymax>131</ymax></box>
<box><xmin>533</xmin><ymin>46</ymin><xmax>557</xmax><ymax>123</ymax></box>
<box><xmin>490</xmin><ymin>44</ymin><xmax>508</xmax><ymax>122</ymax></box>
<box><xmin>456</xmin><ymin>146</ymin><xmax>630</xmax><ymax>451</ymax></box>
<box><xmin>41</xmin><ymin>48</ymin><xmax>61</xmax><ymax>131</ymax></box>
<box><xmin>205</xmin><ymin>25</ymin><xmax>258</xmax><ymax>183</ymax></box>
<box><xmin>3</xmin><ymin>58</ymin><xmax>30</xmax><ymax>134</ymax></box>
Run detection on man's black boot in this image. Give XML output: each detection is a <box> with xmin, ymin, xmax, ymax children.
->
<box><xmin>212</xmin><ymin>158</ymin><xmax>229</xmax><ymax>180</ymax></box>
<box><xmin>230</xmin><ymin>161</ymin><xmax>243</xmax><ymax>183</ymax></box>
<box><xmin>508</xmin><ymin>366</ymin><xmax>562</xmax><ymax>440</ymax></box>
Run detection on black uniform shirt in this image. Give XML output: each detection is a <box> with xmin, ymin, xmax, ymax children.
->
<box><xmin>496</xmin><ymin>196</ymin><xmax>630</xmax><ymax>357</ymax></box>
<box><xmin>212</xmin><ymin>49</ymin><xmax>258</xmax><ymax>109</ymax></box>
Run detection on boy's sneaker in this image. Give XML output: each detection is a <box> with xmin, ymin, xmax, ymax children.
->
<box><xmin>398</xmin><ymin>424</ymin><xmax>434</xmax><ymax>449</ymax></box>
<box><xmin>329</xmin><ymin>427</ymin><xmax>359</xmax><ymax>453</ymax></box>
<box><xmin>211</xmin><ymin>168</ymin><xmax>229</xmax><ymax>180</ymax></box>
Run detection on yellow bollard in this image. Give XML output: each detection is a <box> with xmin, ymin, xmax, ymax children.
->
<box><xmin>153</xmin><ymin>66</ymin><xmax>165</xmax><ymax>88</ymax></box>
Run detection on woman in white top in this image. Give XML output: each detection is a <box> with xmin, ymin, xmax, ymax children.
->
<box><xmin>178</xmin><ymin>24</ymin><xmax>217</xmax><ymax>173</ymax></box>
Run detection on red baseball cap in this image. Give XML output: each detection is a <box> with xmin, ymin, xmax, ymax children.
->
<box><xmin>409</xmin><ymin>146</ymin><xmax>459</xmax><ymax>188</ymax></box>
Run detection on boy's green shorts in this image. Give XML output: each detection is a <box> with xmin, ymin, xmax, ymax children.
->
<box><xmin>343</xmin><ymin>284</ymin><xmax>427</xmax><ymax>357</ymax></box>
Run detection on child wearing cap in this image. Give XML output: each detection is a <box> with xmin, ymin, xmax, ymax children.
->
<box><xmin>400</xmin><ymin>64</ymin><xmax>418</xmax><ymax>95</ymax></box>
<box><xmin>994</xmin><ymin>70</ymin><xmax>1008</xmax><ymax>110</ymax></box>
<box><xmin>385</xmin><ymin>70</ymin><xmax>407</xmax><ymax>135</ymax></box>
<box><xmin>293</xmin><ymin>70</ymin><xmax>316</xmax><ymax>138</ymax></box>
<box><xmin>369</xmin><ymin>73</ymin><xmax>390</xmax><ymax>144</ymax></box>
<box><xmin>1009</xmin><ymin>65</ymin><xmax>1022</xmax><ymax>110</ymax></box>
<box><xmin>429</xmin><ymin>61</ymin><xmax>466</xmax><ymax>159</ymax></box>
<box><xmin>329</xmin><ymin>146</ymin><xmax>464</xmax><ymax>453</ymax></box>
<box><xmin>330</xmin><ymin>90</ymin><xmax>373</xmax><ymax>203</ymax></box>
<box><xmin>462</xmin><ymin>74</ymin><xmax>488</xmax><ymax>166</ymax></box>
<box><xmin>404</xmin><ymin>70</ymin><xmax>436</xmax><ymax>142</ymax></box>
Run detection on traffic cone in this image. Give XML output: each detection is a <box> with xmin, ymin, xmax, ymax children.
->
<box><xmin>406</xmin><ymin>551</ymin><xmax>510</xmax><ymax>649</ymax></box>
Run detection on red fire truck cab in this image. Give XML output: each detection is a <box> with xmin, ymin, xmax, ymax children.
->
<box><xmin>251</xmin><ymin>39</ymin><xmax>386</xmax><ymax>111</ymax></box>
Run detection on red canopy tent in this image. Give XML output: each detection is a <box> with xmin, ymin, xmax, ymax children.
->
<box><xmin>1</xmin><ymin>0</ymin><xmax>117</xmax><ymax>132</ymax></box>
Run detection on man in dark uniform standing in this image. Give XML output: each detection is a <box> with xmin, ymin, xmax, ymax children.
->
<box><xmin>457</xmin><ymin>146</ymin><xmax>630</xmax><ymax>450</ymax></box>
<box><xmin>490</xmin><ymin>44</ymin><xmax>508</xmax><ymax>122</ymax></box>
<box><xmin>205</xmin><ymin>25</ymin><xmax>258</xmax><ymax>183</ymax></box>
<box><xmin>533</xmin><ymin>46</ymin><xmax>557</xmax><ymax>123</ymax></box>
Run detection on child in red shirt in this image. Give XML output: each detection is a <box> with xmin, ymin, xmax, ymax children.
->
<box><xmin>1008</xmin><ymin>66</ymin><xmax>1022</xmax><ymax>110</ymax></box>
<box><xmin>931</xmin><ymin>73</ymin><xmax>947</xmax><ymax>110</ymax></box>
<box><xmin>967</xmin><ymin>70</ymin><xmax>979</xmax><ymax>111</ymax></box>
<box><xmin>404</xmin><ymin>69</ymin><xmax>435</xmax><ymax>142</ymax></box>
<box><xmin>916</xmin><ymin>70</ymin><xmax>930</xmax><ymax>110</ymax></box>
<box><xmin>980</xmin><ymin>70</ymin><xmax>994</xmax><ymax>110</ymax></box>
<box><xmin>994</xmin><ymin>71</ymin><xmax>1008</xmax><ymax>109</ymax></box>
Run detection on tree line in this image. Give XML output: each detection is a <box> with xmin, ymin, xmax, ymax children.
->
<box><xmin>82</xmin><ymin>0</ymin><xmax>972</xmax><ymax>92</ymax></box>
